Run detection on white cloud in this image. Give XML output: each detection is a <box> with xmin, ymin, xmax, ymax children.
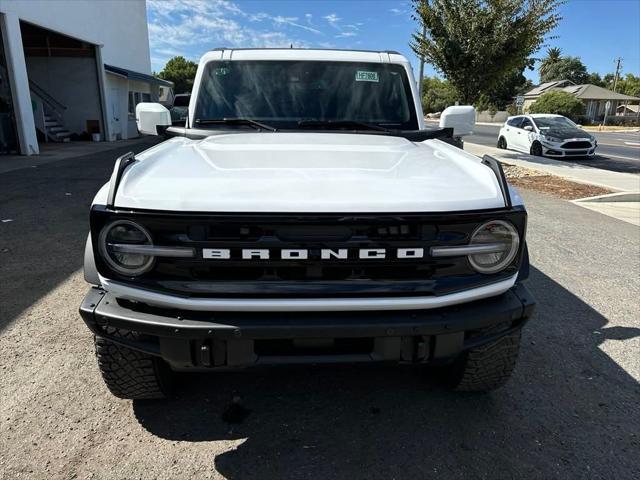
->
<box><xmin>147</xmin><ymin>0</ymin><xmax>312</xmax><ymax>70</ymax></box>
<box><xmin>322</xmin><ymin>11</ymin><xmax>357</xmax><ymax>38</ymax></box>
<box><xmin>248</xmin><ymin>12</ymin><xmax>269</xmax><ymax>22</ymax></box>
<box><xmin>272</xmin><ymin>15</ymin><xmax>322</xmax><ymax>34</ymax></box>
<box><xmin>146</xmin><ymin>0</ymin><xmax>377</xmax><ymax>70</ymax></box>
<box><xmin>323</xmin><ymin>13</ymin><xmax>341</xmax><ymax>25</ymax></box>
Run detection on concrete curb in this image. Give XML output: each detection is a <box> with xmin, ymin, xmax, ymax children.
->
<box><xmin>582</xmin><ymin>128</ymin><xmax>640</xmax><ymax>133</ymax></box>
<box><xmin>464</xmin><ymin>142</ymin><xmax>640</xmax><ymax>193</ymax></box>
<box><xmin>574</xmin><ymin>192</ymin><xmax>640</xmax><ymax>203</ymax></box>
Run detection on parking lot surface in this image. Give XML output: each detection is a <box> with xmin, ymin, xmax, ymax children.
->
<box><xmin>1</xmin><ymin>140</ymin><xmax>639</xmax><ymax>479</ymax></box>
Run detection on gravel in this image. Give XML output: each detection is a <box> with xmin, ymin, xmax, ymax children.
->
<box><xmin>503</xmin><ymin>164</ymin><xmax>613</xmax><ymax>199</ymax></box>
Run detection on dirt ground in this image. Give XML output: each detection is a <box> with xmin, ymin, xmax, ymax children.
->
<box><xmin>503</xmin><ymin>164</ymin><xmax>613</xmax><ymax>199</ymax></box>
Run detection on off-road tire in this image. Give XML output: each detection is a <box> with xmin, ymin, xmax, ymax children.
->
<box><xmin>530</xmin><ymin>141</ymin><xmax>543</xmax><ymax>157</ymax></box>
<box><xmin>497</xmin><ymin>136</ymin><xmax>507</xmax><ymax>149</ymax></box>
<box><xmin>94</xmin><ymin>329</ymin><xmax>174</xmax><ymax>400</ymax></box>
<box><xmin>445</xmin><ymin>327</ymin><xmax>521</xmax><ymax>392</ymax></box>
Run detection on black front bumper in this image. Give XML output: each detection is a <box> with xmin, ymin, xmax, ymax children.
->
<box><xmin>79</xmin><ymin>285</ymin><xmax>535</xmax><ymax>370</ymax></box>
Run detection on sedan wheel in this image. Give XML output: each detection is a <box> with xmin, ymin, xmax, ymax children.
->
<box><xmin>497</xmin><ymin>137</ymin><xmax>507</xmax><ymax>149</ymax></box>
<box><xmin>530</xmin><ymin>141</ymin><xmax>543</xmax><ymax>157</ymax></box>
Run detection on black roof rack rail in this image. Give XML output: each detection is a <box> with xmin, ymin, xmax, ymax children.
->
<box><xmin>106</xmin><ymin>151</ymin><xmax>137</xmax><ymax>209</ymax></box>
<box><xmin>481</xmin><ymin>155</ymin><xmax>512</xmax><ymax>209</ymax></box>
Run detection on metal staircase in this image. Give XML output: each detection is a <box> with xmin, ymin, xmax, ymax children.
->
<box><xmin>29</xmin><ymin>80</ymin><xmax>72</xmax><ymax>142</ymax></box>
<box><xmin>43</xmin><ymin>113</ymin><xmax>72</xmax><ymax>142</ymax></box>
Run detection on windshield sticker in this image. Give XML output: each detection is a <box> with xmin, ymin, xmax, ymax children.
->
<box><xmin>355</xmin><ymin>71</ymin><xmax>379</xmax><ymax>82</ymax></box>
<box><xmin>215</xmin><ymin>67</ymin><xmax>231</xmax><ymax>76</ymax></box>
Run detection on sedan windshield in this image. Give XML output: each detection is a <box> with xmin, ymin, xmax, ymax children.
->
<box><xmin>193</xmin><ymin>60</ymin><xmax>419</xmax><ymax>130</ymax></box>
<box><xmin>532</xmin><ymin>116</ymin><xmax>577</xmax><ymax>130</ymax></box>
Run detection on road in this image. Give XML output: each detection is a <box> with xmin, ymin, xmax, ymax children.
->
<box><xmin>466</xmin><ymin>123</ymin><xmax>640</xmax><ymax>174</ymax></box>
<box><xmin>1</xmin><ymin>142</ymin><xmax>639</xmax><ymax>479</ymax></box>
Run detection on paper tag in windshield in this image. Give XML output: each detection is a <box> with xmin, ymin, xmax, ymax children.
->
<box><xmin>355</xmin><ymin>71</ymin><xmax>379</xmax><ymax>82</ymax></box>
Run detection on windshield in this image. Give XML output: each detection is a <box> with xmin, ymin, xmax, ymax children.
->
<box><xmin>193</xmin><ymin>60</ymin><xmax>419</xmax><ymax>130</ymax></box>
<box><xmin>532</xmin><ymin>116</ymin><xmax>577</xmax><ymax>130</ymax></box>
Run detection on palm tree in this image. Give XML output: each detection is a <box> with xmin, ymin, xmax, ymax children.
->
<box><xmin>539</xmin><ymin>47</ymin><xmax>562</xmax><ymax>80</ymax></box>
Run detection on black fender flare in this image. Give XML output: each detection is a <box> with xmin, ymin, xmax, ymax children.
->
<box><xmin>516</xmin><ymin>242</ymin><xmax>530</xmax><ymax>282</ymax></box>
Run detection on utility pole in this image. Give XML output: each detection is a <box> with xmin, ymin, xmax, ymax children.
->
<box><xmin>605</xmin><ymin>57</ymin><xmax>623</xmax><ymax>127</ymax></box>
<box><xmin>417</xmin><ymin>24</ymin><xmax>427</xmax><ymax>101</ymax></box>
<box><xmin>612</xmin><ymin>57</ymin><xmax>622</xmax><ymax>92</ymax></box>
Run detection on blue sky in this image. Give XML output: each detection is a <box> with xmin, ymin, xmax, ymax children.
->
<box><xmin>147</xmin><ymin>0</ymin><xmax>640</xmax><ymax>83</ymax></box>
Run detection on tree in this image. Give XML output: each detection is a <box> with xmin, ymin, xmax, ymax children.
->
<box><xmin>410</xmin><ymin>0</ymin><xmax>562</xmax><ymax>104</ymax></box>
<box><xmin>157</xmin><ymin>56</ymin><xmax>198</xmax><ymax>94</ymax></box>
<box><xmin>586</xmin><ymin>72</ymin><xmax>606</xmax><ymax>87</ymax></box>
<box><xmin>528</xmin><ymin>91</ymin><xmax>585</xmax><ymax>120</ymax></box>
<box><xmin>603</xmin><ymin>73</ymin><xmax>615</xmax><ymax>89</ymax></box>
<box><xmin>539</xmin><ymin>47</ymin><xmax>562</xmax><ymax>79</ymax></box>
<box><xmin>421</xmin><ymin>76</ymin><xmax>459</xmax><ymax>112</ymax></box>
<box><xmin>481</xmin><ymin>65</ymin><xmax>535</xmax><ymax>110</ymax></box>
<box><xmin>616</xmin><ymin>73</ymin><xmax>640</xmax><ymax>97</ymax></box>
<box><xmin>539</xmin><ymin>56</ymin><xmax>589</xmax><ymax>84</ymax></box>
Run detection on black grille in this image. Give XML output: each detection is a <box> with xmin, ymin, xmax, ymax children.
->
<box><xmin>561</xmin><ymin>141</ymin><xmax>592</xmax><ymax>149</ymax></box>
<box><xmin>91</xmin><ymin>207</ymin><xmax>527</xmax><ymax>298</ymax></box>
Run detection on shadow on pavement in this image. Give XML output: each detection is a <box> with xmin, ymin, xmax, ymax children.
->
<box><xmin>133</xmin><ymin>267</ymin><xmax>640</xmax><ymax>479</ymax></box>
<box><xmin>581</xmin><ymin>155</ymin><xmax>640</xmax><ymax>174</ymax></box>
<box><xmin>497</xmin><ymin>150</ymin><xmax>640</xmax><ymax>175</ymax></box>
<box><xmin>0</xmin><ymin>138</ymin><xmax>160</xmax><ymax>332</ymax></box>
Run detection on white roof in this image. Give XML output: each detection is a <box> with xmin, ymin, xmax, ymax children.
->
<box><xmin>617</xmin><ymin>104</ymin><xmax>639</xmax><ymax>112</ymax></box>
<box><xmin>528</xmin><ymin>113</ymin><xmax>564</xmax><ymax>118</ymax></box>
<box><xmin>507</xmin><ymin>114</ymin><xmax>564</xmax><ymax>120</ymax></box>
<box><xmin>199</xmin><ymin>48</ymin><xmax>410</xmax><ymax>66</ymax></box>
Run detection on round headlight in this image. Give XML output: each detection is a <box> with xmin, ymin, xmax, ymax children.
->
<box><xmin>98</xmin><ymin>220</ymin><xmax>154</xmax><ymax>276</ymax></box>
<box><xmin>468</xmin><ymin>220</ymin><xmax>520</xmax><ymax>274</ymax></box>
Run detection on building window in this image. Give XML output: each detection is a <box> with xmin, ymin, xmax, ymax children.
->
<box><xmin>128</xmin><ymin>91</ymin><xmax>152</xmax><ymax>117</ymax></box>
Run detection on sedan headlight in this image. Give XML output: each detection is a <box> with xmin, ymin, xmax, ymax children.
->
<box><xmin>468</xmin><ymin>220</ymin><xmax>520</xmax><ymax>274</ymax></box>
<box><xmin>542</xmin><ymin>135</ymin><xmax>561</xmax><ymax>143</ymax></box>
<box><xmin>98</xmin><ymin>220</ymin><xmax>154</xmax><ymax>276</ymax></box>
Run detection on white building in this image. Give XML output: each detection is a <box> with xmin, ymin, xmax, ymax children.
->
<box><xmin>0</xmin><ymin>0</ymin><xmax>171</xmax><ymax>155</ymax></box>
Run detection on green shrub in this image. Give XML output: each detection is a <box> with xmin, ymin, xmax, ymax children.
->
<box><xmin>506</xmin><ymin>104</ymin><xmax>518</xmax><ymax>116</ymax></box>
<box><xmin>603</xmin><ymin>116</ymin><xmax>639</xmax><ymax>127</ymax></box>
<box><xmin>528</xmin><ymin>91</ymin><xmax>585</xmax><ymax>120</ymax></box>
<box><xmin>575</xmin><ymin>115</ymin><xmax>594</xmax><ymax>126</ymax></box>
<box><xmin>421</xmin><ymin>76</ymin><xmax>459</xmax><ymax>113</ymax></box>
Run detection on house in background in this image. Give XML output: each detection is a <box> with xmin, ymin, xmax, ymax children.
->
<box><xmin>522</xmin><ymin>80</ymin><xmax>640</xmax><ymax>122</ymax></box>
<box><xmin>0</xmin><ymin>0</ymin><xmax>172</xmax><ymax>156</ymax></box>
<box><xmin>616</xmin><ymin>104</ymin><xmax>639</xmax><ymax>116</ymax></box>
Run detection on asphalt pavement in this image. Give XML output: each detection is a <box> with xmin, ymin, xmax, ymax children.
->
<box><xmin>1</xmin><ymin>142</ymin><xmax>639</xmax><ymax>479</ymax></box>
<box><xmin>466</xmin><ymin>123</ymin><xmax>640</xmax><ymax>174</ymax></box>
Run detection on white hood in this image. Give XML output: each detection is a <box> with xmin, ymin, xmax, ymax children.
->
<box><xmin>112</xmin><ymin>133</ymin><xmax>505</xmax><ymax>213</ymax></box>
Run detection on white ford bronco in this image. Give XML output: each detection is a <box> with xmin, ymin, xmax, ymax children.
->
<box><xmin>80</xmin><ymin>49</ymin><xmax>535</xmax><ymax>399</ymax></box>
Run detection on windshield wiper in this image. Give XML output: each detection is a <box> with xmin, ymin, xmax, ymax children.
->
<box><xmin>194</xmin><ymin>118</ymin><xmax>277</xmax><ymax>132</ymax></box>
<box><xmin>297</xmin><ymin>119</ymin><xmax>392</xmax><ymax>132</ymax></box>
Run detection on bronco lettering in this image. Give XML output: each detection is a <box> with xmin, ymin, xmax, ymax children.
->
<box><xmin>201</xmin><ymin>248</ymin><xmax>426</xmax><ymax>260</ymax></box>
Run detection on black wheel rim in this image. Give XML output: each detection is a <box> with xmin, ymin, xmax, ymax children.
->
<box><xmin>532</xmin><ymin>143</ymin><xmax>541</xmax><ymax>156</ymax></box>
